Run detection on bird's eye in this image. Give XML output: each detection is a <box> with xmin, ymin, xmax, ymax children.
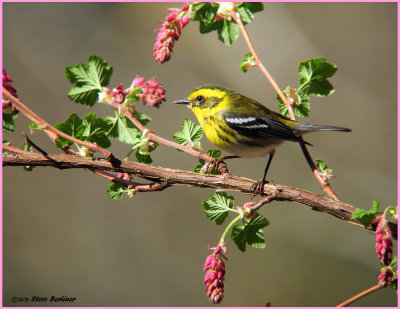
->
<box><xmin>196</xmin><ymin>95</ymin><xmax>205</xmax><ymax>105</ymax></box>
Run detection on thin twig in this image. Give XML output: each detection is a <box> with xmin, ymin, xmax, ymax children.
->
<box><xmin>2</xmin><ymin>143</ymin><xmax>38</xmax><ymax>155</ymax></box>
<box><xmin>123</xmin><ymin>109</ymin><xmax>212</xmax><ymax>161</ymax></box>
<box><xmin>230</xmin><ymin>11</ymin><xmax>340</xmax><ymax>201</ymax></box>
<box><xmin>230</xmin><ymin>11</ymin><xmax>295</xmax><ymax>120</ymax></box>
<box><xmin>336</xmin><ymin>284</ymin><xmax>383</xmax><ymax>307</ymax></box>
<box><xmin>3</xmin><ymin>88</ymin><xmax>116</xmax><ymax>162</ymax></box>
<box><xmin>299</xmin><ymin>139</ymin><xmax>339</xmax><ymax>201</ymax></box>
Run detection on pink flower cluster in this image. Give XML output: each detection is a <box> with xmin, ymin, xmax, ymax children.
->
<box><xmin>375</xmin><ymin>218</ymin><xmax>393</xmax><ymax>266</ymax></box>
<box><xmin>3</xmin><ymin>69</ymin><xmax>19</xmax><ymax>112</ymax></box>
<box><xmin>203</xmin><ymin>245</ymin><xmax>227</xmax><ymax>304</ymax></box>
<box><xmin>100</xmin><ymin>75</ymin><xmax>166</xmax><ymax>110</ymax></box>
<box><xmin>135</xmin><ymin>76</ymin><xmax>166</xmax><ymax>108</ymax></box>
<box><xmin>153</xmin><ymin>3</ymin><xmax>190</xmax><ymax>64</ymax></box>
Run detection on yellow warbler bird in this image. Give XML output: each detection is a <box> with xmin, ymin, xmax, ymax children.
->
<box><xmin>174</xmin><ymin>84</ymin><xmax>351</xmax><ymax>192</ymax></box>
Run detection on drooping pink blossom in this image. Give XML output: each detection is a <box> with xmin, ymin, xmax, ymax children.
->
<box><xmin>153</xmin><ymin>4</ymin><xmax>190</xmax><ymax>64</ymax></box>
<box><xmin>203</xmin><ymin>245</ymin><xmax>227</xmax><ymax>304</ymax></box>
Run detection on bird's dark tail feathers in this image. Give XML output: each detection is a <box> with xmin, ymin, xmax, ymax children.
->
<box><xmin>294</xmin><ymin>123</ymin><xmax>352</xmax><ymax>135</ymax></box>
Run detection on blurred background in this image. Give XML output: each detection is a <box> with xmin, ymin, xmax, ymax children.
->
<box><xmin>3</xmin><ymin>2</ymin><xmax>397</xmax><ymax>307</ymax></box>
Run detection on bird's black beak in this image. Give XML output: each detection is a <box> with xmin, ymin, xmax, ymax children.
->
<box><xmin>174</xmin><ymin>98</ymin><xmax>191</xmax><ymax>105</ymax></box>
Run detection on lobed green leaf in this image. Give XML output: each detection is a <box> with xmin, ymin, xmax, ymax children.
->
<box><xmin>231</xmin><ymin>212</ymin><xmax>269</xmax><ymax>252</ymax></box>
<box><xmin>298</xmin><ymin>57</ymin><xmax>337</xmax><ymax>97</ymax></box>
<box><xmin>218</xmin><ymin>19</ymin><xmax>239</xmax><ymax>46</ymax></box>
<box><xmin>202</xmin><ymin>192</ymin><xmax>235</xmax><ymax>225</ymax></box>
<box><xmin>172</xmin><ymin>118</ymin><xmax>203</xmax><ymax>146</ymax></box>
<box><xmin>53</xmin><ymin>112</ymin><xmax>112</xmax><ymax>148</ymax></box>
<box><xmin>105</xmin><ymin>113</ymin><xmax>141</xmax><ymax>145</ymax></box>
<box><xmin>65</xmin><ymin>55</ymin><xmax>113</xmax><ymax>107</ymax></box>
<box><xmin>106</xmin><ymin>183</ymin><xmax>126</xmax><ymax>200</ymax></box>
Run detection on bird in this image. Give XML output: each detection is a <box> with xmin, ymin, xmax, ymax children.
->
<box><xmin>174</xmin><ymin>84</ymin><xmax>351</xmax><ymax>194</ymax></box>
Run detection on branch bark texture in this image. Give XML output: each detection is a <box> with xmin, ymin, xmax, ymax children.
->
<box><xmin>3</xmin><ymin>152</ymin><xmax>386</xmax><ymax>235</ymax></box>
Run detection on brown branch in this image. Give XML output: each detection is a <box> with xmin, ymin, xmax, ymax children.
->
<box><xmin>3</xmin><ymin>152</ymin><xmax>392</xmax><ymax>236</ymax></box>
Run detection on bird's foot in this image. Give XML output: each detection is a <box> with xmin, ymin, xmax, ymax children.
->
<box><xmin>250</xmin><ymin>177</ymin><xmax>269</xmax><ymax>197</ymax></box>
<box><xmin>206</xmin><ymin>156</ymin><xmax>230</xmax><ymax>175</ymax></box>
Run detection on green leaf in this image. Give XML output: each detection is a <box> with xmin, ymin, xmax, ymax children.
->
<box><xmin>106</xmin><ymin>182</ymin><xmax>126</xmax><ymax>200</ymax></box>
<box><xmin>240</xmin><ymin>52</ymin><xmax>256</xmax><ymax>73</ymax></box>
<box><xmin>135</xmin><ymin>148</ymin><xmax>152</xmax><ymax>164</ymax></box>
<box><xmin>53</xmin><ymin>112</ymin><xmax>112</xmax><ymax>148</ymax></box>
<box><xmin>199</xmin><ymin>19</ymin><xmax>221</xmax><ymax>34</ymax></box>
<box><xmin>351</xmin><ymin>200</ymin><xmax>380</xmax><ymax>228</ymax></box>
<box><xmin>207</xmin><ymin>149</ymin><xmax>222</xmax><ymax>159</ymax></box>
<box><xmin>237</xmin><ymin>5</ymin><xmax>254</xmax><ymax>24</ymax></box>
<box><xmin>29</xmin><ymin>122</ymin><xmax>39</xmax><ymax>133</ymax></box>
<box><xmin>172</xmin><ymin>118</ymin><xmax>203</xmax><ymax>146</ymax></box>
<box><xmin>218</xmin><ymin>19</ymin><xmax>239</xmax><ymax>46</ymax></box>
<box><xmin>2</xmin><ymin>112</ymin><xmax>18</xmax><ymax>133</ymax></box>
<box><xmin>65</xmin><ymin>55</ymin><xmax>113</xmax><ymax>107</ymax></box>
<box><xmin>242</xmin><ymin>2</ymin><xmax>264</xmax><ymax>14</ymax></box>
<box><xmin>81</xmin><ymin>113</ymin><xmax>113</xmax><ymax>148</ymax></box>
<box><xmin>315</xmin><ymin>159</ymin><xmax>327</xmax><ymax>171</ymax></box>
<box><xmin>202</xmin><ymin>192</ymin><xmax>235</xmax><ymax>225</ymax></box>
<box><xmin>128</xmin><ymin>88</ymin><xmax>142</xmax><ymax>102</ymax></box>
<box><xmin>191</xmin><ymin>3</ymin><xmax>263</xmax><ymax>46</ymax></box>
<box><xmin>231</xmin><ymin>212</ymin><xmax>269</xmax><ymax>252</ymax></box>
<box><xmin>53</xmin><ymin>113</ymin><xmax>85</xmax><ymax>147</ymax></box>
<box><xmin>21</xmin><ymin>142</ymin><xmax>35</xmax><ymax>171</ymax></box>
<box><xmin>298</xmin><ymin>58</ymin><xmax>337</xmax><ymax>96</ymax></box>
<box><xmin>191</xmin><ymin>2</ymin><xmax>217</xmax><ymax>23</ymax></box>
<box><xmin>105</xmin><ymin>113</ymin><xmax>141</xmax><ymax>145</ymax></box>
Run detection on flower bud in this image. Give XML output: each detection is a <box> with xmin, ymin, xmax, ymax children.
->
<box><xmin>133</xmin><ymin>74</ymin><xmax>145</xmax><ymax>87</ymax></box>
<box><xmin>378</xmin><ymin>267</ymin><xmax>395</xmax><ymax>287</ymax></box>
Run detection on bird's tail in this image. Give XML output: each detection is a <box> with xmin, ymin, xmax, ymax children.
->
<box><xmin>294</xmin><ymin>123</ymin><xmax>352</xmax><ymax>135</ymax></box>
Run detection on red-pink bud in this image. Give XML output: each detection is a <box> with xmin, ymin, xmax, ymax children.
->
<box><xmin>133</xmin><ymin>74</ymin><xmax>145</xmax><ymax>87</ymax></box>
<box><xmin>375</xmin><ymin>217</ymin><xmax>394</xmax><ymax>265</ymax></box>
<box><xmin>203</xmin><ymin>255</ymin><xmax>214</xmax><ymax>270</ymax></box>
<box><xmin>165</xmin><ymin>11</ymin><xmax>178</xmax><ymax>22</ymax></box>
<box><xmin>180</xmin><ymin>3</ymin><xmax>189</xmax><ymax>11</ymax></box>
<box><xmin>182</xmin><ymin>15</ymin><xmax>190</xmax><ymax>27</ymax></box>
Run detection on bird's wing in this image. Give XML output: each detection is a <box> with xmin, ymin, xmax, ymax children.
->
<box><xmin>222</xmin><ymin>112</ymin><xmax>301</xmax><ymax>143</ymax></box>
